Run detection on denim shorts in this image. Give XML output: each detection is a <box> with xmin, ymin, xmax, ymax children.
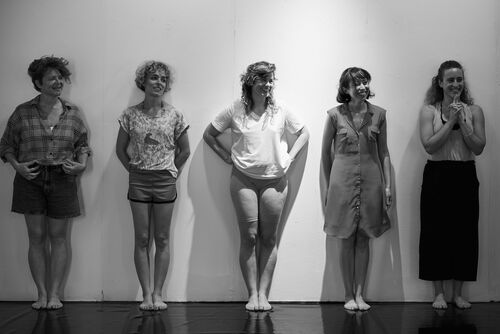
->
<box><xmin>128</xmin><ymin>169</ymin><xmax>177</xmax><ymax>203</ymax></box>
<box><xmin>12</xmin><ymin>165</ymin><xmax>80</xmax><ymax>219</ymax></box>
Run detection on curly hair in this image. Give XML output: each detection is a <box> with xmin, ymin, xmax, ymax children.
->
<box><xmin>135</xmin><ymin>61</ymin><xmax>172</xmax><ymax>92</ymax></box>
<box><xmin>424</xmin><ymin>60</ymin><xmax>473</xmax><ymax>105</ymax></box>
<box><xmin>240</xmin><ymin>61</ymin><xmax>276</xmax><ymax>112</ymax></box>
<box><xmin>336</xmin><ymin>67</ymin><xmax>374</xmax><ymax>103</ymax></box>
<box><xmin>27</xmin><ymin>56</ymin><xmax>71</xmax><ymax>92</ymax></box>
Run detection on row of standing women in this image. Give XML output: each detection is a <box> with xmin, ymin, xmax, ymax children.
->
<box><xmin>0</xmin><ymin>56</ymin><xmax>486</xmax><ymax>312</ymax></box>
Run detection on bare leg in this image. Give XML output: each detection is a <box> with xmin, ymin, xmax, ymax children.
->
<box><xmin>257</xmin><ymin>182</ymin><xmax>287</xmax><ymax>311</ymax></box>
<box><xmin>25</xmin><ymin>215</ymin><xmax>48</xmax><ymax>310</ymax></box>
<box><xmin>453</xmin><ymin>280</ymin><xmax>471</xmax><ymax>309</ymax></box>
<box><xmin>340</xmin><ymin>235</ymin><xmax>357</xmax><ymax>310</ymax></box>
<box><xmin>130</xmin><ymin>201</ymin><xmax>154</xmax><ymax>310</ymax></box>
<box><xmin>432</xmin><ymin>281</ymin><xmax>447</xmax><ymax>309</ymax></box>
<box><xmin>354</xmin><ymin>234</ymin><xmax>370</xmax><ymax>310</ymax></box>
<box><xmin>230</xmin><ymin>175</ymin><xmax>259</xmax><ymax>311</ymax></box>
<box><xmin>151</xmin><ymin>203</ymin><xmax>174</xmax><ymax>310</ymax></box>
<box><xmin>46</xmin><ymin>218</ymin><xmax>69</xmax><ymax>309</ymax></box>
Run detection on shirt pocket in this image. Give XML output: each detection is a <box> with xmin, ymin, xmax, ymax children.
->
<box><xmin>336</xmin><ymin>127</ymin><xmax>359</xmax><ymax>153</ymax></box>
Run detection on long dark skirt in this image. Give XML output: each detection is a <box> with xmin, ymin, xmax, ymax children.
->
<box><xmin>419</xmin><ymin>160</ymin><xmax>479</xmax><ymax>281</ymax></box>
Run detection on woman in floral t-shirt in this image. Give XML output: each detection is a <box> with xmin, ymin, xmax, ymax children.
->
<box><xmin>116</xmin><ymin>61</ymin><xmax>190</xmax><ymax>311</ymax></box>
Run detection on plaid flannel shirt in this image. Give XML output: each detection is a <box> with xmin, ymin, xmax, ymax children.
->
<box><xmin>0</xmin><ymin>95</ymin><xmax>91</xmax><ymax>165</ymax></box>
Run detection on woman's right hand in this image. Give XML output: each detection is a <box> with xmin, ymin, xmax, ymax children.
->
<box><xmin>15</xmin><ymin>160</ymin><xmax>40</xmax><ymax>180</ymax></box>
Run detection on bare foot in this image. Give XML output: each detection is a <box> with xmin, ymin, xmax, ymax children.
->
<box><xmin>355</xmin><ymin>296</ymin><xmax>371</xmax><ymax>311</ymax></box>
<box><xmin>432</xmin><ymin>294</ymin><xmax>448</xmax><ymax>309</ymax></box>
<box><xmin>245</xmin><ymin>294</ymin><xmax>259</xmax><ymax>311</ymax></box>
<box><xmin>139</xmin><ymin>295</ymin><xmax>154</xmax><ymax>311</ymax></box>
<box><xmin>32</xmin><ymin>297</ymin><xmax>47</xmax><ymax>310</ymax></box>
<box><xmin>46</xmin><ymin>297</ymin><xmax>63</xmax><ymax>310</ymax></box>
<box><xmin>152</xmin><ymin>294</ymin><xmax>168</xmax><ymax>311</ymax></box>
<box><xmin>344</xmin><ymin>299</ymin><xmax>358</xmax><ymax>311</ymax></box>
<box><xmin>258</xmin><ymin>293</ymin><xmax>273</xmax><ymax>312</ymax></box>
<box><xmin>454</xmin><ymin>296</ymin><xmax>471</xmax><ymax>309</ymax></box>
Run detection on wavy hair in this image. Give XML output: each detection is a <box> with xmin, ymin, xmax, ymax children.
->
<box><xmin>336</xmin><ymin>67</ymin><xmax>374</xmax><ymax>103</ymax></box>
<box><xmin>135</xmin><ymin>60</ymin><xmax>172</xmax><ymax>92</ymax></box>
<box><xmin>27</xmin><ymin>56</ymin><xmax>71</xmax><ymax>92</ymax></box>
<box><xmin>424</xmin><ymin>60</ymin><xmax>473</xmax><ymax>105</ymax></box>
<box><xmin>240</xmin><ymin>61</ymin><xmax>276</xmax><ymax>112</ymax></box>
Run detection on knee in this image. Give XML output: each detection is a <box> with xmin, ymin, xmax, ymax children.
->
<box><xmin>29</xmin><ymin>233</ymin><xmax>47</xmax><ymax>247</ymax></box>
<box><xmin>259</xmin><ymin>233</ymin><xmax>277</xmax><ymax>248</ymax></box>
<box><xmin>240</xmin><ymin>233</ymin><xmax>257</xmax><ymax>249</ymax></box>
<box><xmin>154</xmin><ymin>233</ymin><xmax>170</xmax><ymax>250</ymax></box>
<box><xmin>48</xmin><ymin>233</ymin><xmax>67</xmax><ymax>247</ymax></box>
<box><xmin>135</xmin><ymin>234</ymin><xmax>150</xmax><ymax>249</ymax></box>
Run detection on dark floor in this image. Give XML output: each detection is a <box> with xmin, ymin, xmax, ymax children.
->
<box><xmin>0</xmin><ymin>302</ymin><xmax>498</xmax><ymax>334</ymax></box>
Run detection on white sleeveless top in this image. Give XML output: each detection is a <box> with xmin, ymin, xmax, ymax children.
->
<box><xmin>430</xmin><ymin>103</ymin><xmax>474</xmax><ymax>161</ymax></box>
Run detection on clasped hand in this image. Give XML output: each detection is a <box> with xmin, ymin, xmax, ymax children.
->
<box><xmin>448</xmin><ymin>102</ymin><xmax>466</xmax><ymax>125</ymax></box>
<box><xmin>16</xmin><ymin>160</ymin><xmax>40</xmax><ymax>180</ymax></box>
<box><xmin>62</xmin><ymin>159</ymin><xmax>86</xmax><ymax>175</ymax></box>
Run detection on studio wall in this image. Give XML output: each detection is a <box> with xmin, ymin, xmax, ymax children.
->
<box><xmin>0</xmin><ymin>0</ymin><xmax>498</xmax><ymax>302</ymax></box>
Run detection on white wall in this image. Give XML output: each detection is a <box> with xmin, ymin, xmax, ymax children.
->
<box><xmin>0</xmin><ymin>0</ymin><xmax>498</xmax><ymax>302</ymax></box>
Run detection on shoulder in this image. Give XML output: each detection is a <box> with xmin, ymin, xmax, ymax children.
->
<box><xmin>326</xmin><ymin>105</ymin><xmax>343</xmax><ymax>119</ymax></box>
<box><xmin>420</xmin><ymin>104</ymin><xmax>437</xmax><ymax>116</ymax></box>
<box><xmin>367</xmin><ymin>102</ymin><xmax>387</xmax><ymax>116</ymax></box>
<box><xmin>122</xmin><ymin>103</ymin><xmax>142</xmax><ymax>117</ymax></box>
<box><xmin>469</xmin><ymin>104</ymin><xmax>483</xmax><ymax>114</ymax></box>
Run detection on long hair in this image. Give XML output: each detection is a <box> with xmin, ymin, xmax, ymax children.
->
<box><xmin>240</xmin><ymin>61</ymin><xmax>276</xmax><ymax>112</ymax></box>
<box><xmin>135</xmin><ymin>60</ymin><xmax>172</xmax><ymax>92</ymax></box>
<box><xmin>424</xmin><ymin>60</ymin><xmax>473</xmax><ymax>105</ymax></box>
<box><xmin>28</xmin><ymin>56</ymin><xmax>71</xmax><ymax>92</ymax></box>
<box><xmin>336</xmin><ymin>67</ymin><xmax>374</xmax><ymax>103</ymax></box>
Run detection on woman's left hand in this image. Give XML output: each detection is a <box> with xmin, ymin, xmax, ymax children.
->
<box><xmin>385</xmin><ymin>187</ymin><xmax>392</xmax><ymax>208</ymax></box>
<box><xmin>62</xmin><ymin>159</ymin><xmax>86</xmax><ymax>175</ymax></box>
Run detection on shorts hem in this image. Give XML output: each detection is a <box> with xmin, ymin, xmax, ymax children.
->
<box><xmin>127</xmin><ymin>193</ymin><xmax>177</xmax><ymax>204</ymax></box>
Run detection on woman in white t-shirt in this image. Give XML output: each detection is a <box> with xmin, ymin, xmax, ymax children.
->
<box><xmin>203</xmin><ymin>61</ymin><xmax>309</xmax><ymax>311</ymax></box>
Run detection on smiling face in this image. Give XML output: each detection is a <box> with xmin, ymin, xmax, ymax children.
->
<box><xmin>439</xmin><ymin>67</ymin><xmax>464</xmax><ymax>101</ymax></box>
<box><xmin>143</xmin><ymin>69</ymin><xmax>168</xmax><ymax>97</ymax></box>
<box><xmin>345</xmin><ymin>77</ymin><xmax>370</xmax><ymax>102</ymax></box>
<box><xmin>35</xmin><ymin>68</ymin><xmax>64</xmax><ymax>97</ymax></box>
<box><xmin>251</xmin><ymin>73</ymin><xmax>275</xmax><ymax>99</ymax></box>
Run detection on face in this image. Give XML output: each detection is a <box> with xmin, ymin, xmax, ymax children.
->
<box><xmin>251</xmin><ymin>73</ymin><xmax>275</xmax><ymax>98</ymax></box>
<box><xmin>344</xmin><ymin>78</ymin><xmax>370</xmax><ymax>101</ymax></box>
<box><xmin>36</xmin><ymin>68</ymin><xmax>64</xmax><ymax>97</ymax></box>
<box><xmin>143</xmin><ymin>69</ymin><xmax>168</xmax><ymax>96</ymax></box>
<box><xmin>439</xmin><ymin>68</ymin><xmax>464</xmax><ymax>99</ymax></box>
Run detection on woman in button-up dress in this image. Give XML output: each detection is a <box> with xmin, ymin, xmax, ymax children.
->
<box><xmin>321</xmin><ymin>67</ymin><xmax>392</xmax><ymax>310</ymax></box>
<box><xmin>0</xmin><ymin>56</ymin><xmax>91</xmax><ymax>310</ymax></box>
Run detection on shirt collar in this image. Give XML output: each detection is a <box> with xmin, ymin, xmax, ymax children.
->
<box><xmin>30</xmin><ymin>94</ymin><xmax>74</xmax><ymax>112</ymax></box>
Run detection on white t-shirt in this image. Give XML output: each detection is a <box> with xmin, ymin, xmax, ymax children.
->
<box><xmin>212</xmin><ymin>100</ymin><xmax>304</xmax><ymax>179</ymax></box>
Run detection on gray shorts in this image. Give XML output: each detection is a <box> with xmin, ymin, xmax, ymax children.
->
<box><xmin>128</xmin><ymin>169</ymin><xmax>177</xmax><ymax>203</ymax></box>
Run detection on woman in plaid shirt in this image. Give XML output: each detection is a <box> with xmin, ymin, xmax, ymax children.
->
<box><xmin>0</xmin><ymin>56</ymin><xmax>91</xmax><ymax>310</ymax></box>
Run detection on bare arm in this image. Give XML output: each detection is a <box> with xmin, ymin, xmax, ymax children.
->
<box><xmin>203</xmin><ymin>123</ymin><xmax>232</xmax><ymax>164</ymax></box>
<box><xmin>288</xmin><ymin>126</ymin><xmax>309</xmax><ymax>161</ymax></box>
<box><xmin>377</xmin><ymin>116</ymin><xmax>392</xmax><ymax>207</ymax></box>
<box><xmin>419</xmin><ymin>105</ymin><xmax>456</xmax><ymax>154</ymax></box>
<box><xmin>321</xmin><ymin>116</ymin><xmax>335</xmax><ymax>185</ymax></box>
<box><xmin>115</xmin><ymin>126</ymin><xmax>131</xmax><ymax>171</ymax></box>
<box><xmin>458</xmin><ymin>105</ymin><xmax>486</xmax><ymax>155</ymax></box>
<box><xmin>174</xmin><ymin>131</ymin><xmax>191</xmax><ymax>170</ymax></box>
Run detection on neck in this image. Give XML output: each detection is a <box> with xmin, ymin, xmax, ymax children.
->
<box><xmin>39</xmin><ymin>94</ymin><xmax>59</xmax><ymax>107</ymax></box>
<box><xmin>143</xmin><ymin>96</ymin><xmax>163</xmax><ymax>110</ymax></box>
<box><xmin>348</xmin><ymin>99</ymin><xmax>365</xmax><ymax>112</ymax></box>
<box><xmin>251</xmin><ymin>96</ymin><xmax>267</xmax><ymax>113</ymax></box>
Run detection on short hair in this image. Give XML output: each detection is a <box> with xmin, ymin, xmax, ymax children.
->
<box><xmin>135</xmin><ymin>61</ymin><xmax>172</xmax><ymax>92</ymax></box>
<box><xmin>27</xmin><ymin>56</ymin><xmax>71</xmax><ymax>92</ymax></box>
<box><xmin>240</xmin><ymin>61</ymin><xmax>276</xmax><ymax>112</ymax></box>
<box><xmin>336</xmin><ymin>67</ymin><xmax>374</xmax><ymax>103</ymax></box>
<box><xmin>424</xmin><ymin>60</ymin><xmax>473</xmax><ymax>105</ymax></box>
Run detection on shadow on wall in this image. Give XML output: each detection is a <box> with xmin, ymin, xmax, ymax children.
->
<box><xmin>397</xmin><ymin>121</ymin><xmax>429</xmax><ymax>299</ymax></box>
<box><xmin>185</xmin><ymin>130</ymin><xmax>308</xmax><ymax>301</ymax></box>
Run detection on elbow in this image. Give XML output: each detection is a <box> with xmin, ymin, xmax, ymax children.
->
<box><xmin>202</xmin><ymin>130</ymin><xmax>212</xmax><ymax>145</ymax></box>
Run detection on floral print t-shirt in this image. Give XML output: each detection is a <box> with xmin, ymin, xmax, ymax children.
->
<box><xmin>118</xmin><ymin>102</ymin><xmax>188</xmax><ymax>177</ymax></box>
